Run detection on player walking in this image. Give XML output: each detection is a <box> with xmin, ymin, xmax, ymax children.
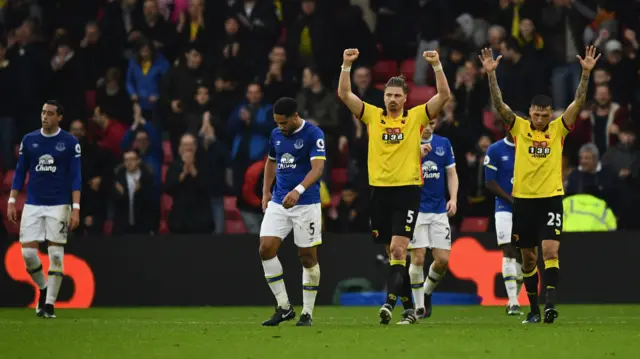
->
<box><xmin>399</xmin><ymin>124</ymin><xmax>458</xmax><ymax>324</ymax></box>
<box><xmin>338</xmin><ymin>48</ymin><xmax>451</xmax><ymax>324</ymax></box>
<box><xmin>484</xmin><ymin>131</ymin><xmax>523</xmax><ymax>315</ymax></box>
<box><xmin>6</xmin><ymin>100</ymin><xmax>81</xmax><ymax>319</ymax></box>
<box><xmin>480</xmin><ymin>46</ymin><xmax>599</xmax><ymax>323</ymax></box>
<box><xmin>259</xmin><ymin>98</ymin><xmax>325</xmax><ymax>327</ymax></box>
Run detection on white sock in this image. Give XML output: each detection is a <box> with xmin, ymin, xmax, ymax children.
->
<box><xmin>423</xmin><ymin>263</ymin><xmax>445</xmax><ymax>295</ymax></box>
<box><xmin>409</xmin><ymin>264</ymin><xmax>425</xmax><ymax>309</ymax></box>
<box><xmin>302</xmin><ymin>264</ymin><xmax>320</xmax><ymax>316</ymax></box>
<box><xmin>21</xmin><ymin>248</ymin><xmax>46</xmax><ymax>289</ymax></box>
<box><xmin>515</xmin><ymin>261</ymin><xmax>523</xmax><ymax>296</ymax></box>
<box><xmin>502</xmin><ymin>257</ymin><xmax>519</xmax><ymax>306</ymax></box>
<box><xmin>262</xmin><ymin>257</ymin><xmax>290</xmax><ymax>309</ymax></box>
<box><xmin>46</xmin><ymin>246</ymin><xmax>64</xmax><ymax>305</ymax></box>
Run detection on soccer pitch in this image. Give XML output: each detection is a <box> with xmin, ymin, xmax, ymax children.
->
<box><xmin>1</xmin><ymin>305</ymin><xmax>639</xmax><ymax>358</ymax></box>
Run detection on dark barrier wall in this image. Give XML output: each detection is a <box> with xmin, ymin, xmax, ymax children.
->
<box><xmin>1</xmin><ymin>232</ymin><xmax>639</xmax><ymax>307</ymax></box>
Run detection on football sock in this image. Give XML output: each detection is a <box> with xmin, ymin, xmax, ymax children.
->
<box><xmin>544</xmin><ymin>259</ymin><xmax>559</xmax><ymax>308</ymax></box>
<box><xmin>45</xmin><ymin>246</ymin><xmax>64</xmax><ymax>305</ymax></box>
<box><xmin>409</xmin><ymin>263</ymin><xmax>425</xmax><ymax>309</ymax></box>
<box><xmin>21</xmin><ymin>248</ymin><xmax>46</xmax><ymax>290</ymax></box>
<box><xmin>502</xmin><ymin>257</ymin><xmax>519</xmax><ymax>306</ymax></box>
<box><xmin>515</xmin><ymin>261</ymin><xmax>524</xmax><ymax>296</ymax></box>
<box><xmin>302</xmin><ymin>264</ymin><xmax>320</xmax><ymax>316</ymax></box>
<box><xmin>262</xmin><ymin>257</ymin><xmax>290</xmax><ymax>309</ymax></box>
<box><xmin>423</xmin><ymin>263</ymin><xmax>444</xmax><ymax>295</ymax></box>
<box><xmin>523</xmin><ymin>266</ymin><xmax>540</xmax><ymax>313</ymax></box>
<box><xmin>385</xmin><ymin>260</ymin><xmax>406</xmax><ymax>309</ymax></box>
<box><xmin>400</xmin><ymin>263</ymin><xmax>413</xmax><ymax>310</ymax></box>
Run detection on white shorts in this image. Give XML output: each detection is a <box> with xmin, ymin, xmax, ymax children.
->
<box><xmin>409</xmin><ymin>212</ymin><xmax>451</xmax><ymax>250</ymax></box>
<box><xmin>20</xmin><ymin>204</ymin><xmax>71</xmax><ymax>244</ymax></box>
<box><xmin>259</xmin><ymin>202</ymin><xmax>322</xmax><ymax>248</ymax></box>
<box><xmin>495</xmin><ymin>211</ymin><xmax>513</xmax><ymax>246</ymax></box>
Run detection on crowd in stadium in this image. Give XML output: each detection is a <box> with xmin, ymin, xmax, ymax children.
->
<box><xmin>0</xmin><ymin>0</ymin><xmax>639</xmax><ymax>236</ymax></box>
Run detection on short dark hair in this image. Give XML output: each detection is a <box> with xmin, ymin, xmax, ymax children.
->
<box><xmin>124</xmin><ymin>148</ymin><xmax>141</xmax><ymax>159</ymax></box>
<box><xmin>97</xmin><ymin>106</ymin><xmax>115</xmax><ymax>119</ymax></box>
<box><xmin>44</xmin><ymin>100</ymin><xmax>64</xmax><ymax>116</ymax></box>
<box><xmin>530</xmin><ymin>95</ymin><xmax>552</xmax><ymax>109</ymax></box>
<box><xmin>273</xmin><ymin>97</ymin><xmax>298</xmax><ymax>117</ymax></box>
<box><xmin>385</xmin><ymin>75</ymin><xmax>408</xmax><ymax>94</ymax></box>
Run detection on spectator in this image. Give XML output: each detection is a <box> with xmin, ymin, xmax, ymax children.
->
<box><xmin>327</xmin><ymin>183</ymin><xmax>369</xmax><ymax>233</ymax></box>
<box><xmin>239</xmin><ymin>157</ymin><xmax>266</xmax><ymax>234</ymax></box>
<box><xmin>296</xmin><ymin>65</ymin><xmax>339</xmax><ymax>131</ymax></box>
<box><xmin>112</xmin><ymin>149</ymin><xmax>159</xmax><ymax>235</ymax></box>
<box><xmin>516</xmin><ymin>18</ymin><xmax>545</xmax><ymax>57</ymax></box>
<box><xmin>175</xmin><ymin>0</ymin><xmax>213</xmax><ymax>56</ymax></box>
<box><xmin>262</xmin><ymin>45</ymin><xmax>298</xmax><ymax>103</ymax></box>
<box><xmin>133</xmin><ymin>0</ymin><xmax>176</xmax><ymax>59</ymax></box>
<box><xmin>373</xmin><ymin>0</ymin><xmax>420</xmax><ymax>63</ymax></box>
<box><xmin>601</xmin><ymin>39</ymin><xmax>636</xmax><ymax>106</ymax></box>
<box><xmin>601</xmin><ymin>125</ymin><xmax>640</xmax><ymax>182</ymax></box>
<box><xmin>466</xmin><ymin>133</ymin><xmax>493</xmax><ymax>216</ymax></box>
<box><xmin>164</xmin><ymin>133</ymin><xmax>213</xmax><ymax>234</ymax></box>
<box><xmin>49</xmin><ymin>36</ymin><xmax>85</xmax><ymax>129</ymax></box>
<box><xmin>453</xmin><ymin>60</ymin><xmax>489</xmax><ymax>139</ymax></box>
<box><xmin>229</xmin><ymin>0</ymin><xmax>279</xmax><ymax>72</ymax></box>
<box><xmin>121</xmin><ymin>105</ymin><xmax>164</xmax><ymax>186</ymax></box>
<box><xmin>217</xmin><ymin>16</ymin><xmax>251</xmax><ymax>83</ymax></box>
<box><xmin>99</xmin><ymin>0</ymin><xmax>142</xmax><ymax>68</ymax></box>
<box><xmin>78</xmin><ymin>21</ymin><xmax>108</xmax><ymax>92</ymax></box>
<box><xmin>485</xmin><ymin>24</ymin><xmax>506</xmax><ymax>55</ymax></box>
<box><xmin>0</xmin><ymin>38</ymin><xmax>18</xmax><ymax>171</ymax></box>
<box><xmin>184</xmin><ymin>84</ymin><xmax>218</xmax><ymax>137</ymax></box>
<box><xmin>497</xmin><ymin>37</ymin><xmax>542</xmax><ymax>113</ymax></box>
<box><xmin>96</xmin><ymin>67</ymin><xmax>134</xmax><ymax>126</ymax></box>
<box><xmin>286</xmin><ymin>0</ymin><xmax>331</xmax><ymax>80</ymax></box>
<box><xmin>198</xmin><ymin>112</ymin><xmax>228</xmax><ymax>234</ymax></box>
<box><xmin>126</xmin><ymin>38</ymin><xmax>169</xmax><ymax>122</ymax></box>
<box><xmin>92</xmin><ymin>106</ymin><xmax>127</xmax><ymax>160</ymax></box>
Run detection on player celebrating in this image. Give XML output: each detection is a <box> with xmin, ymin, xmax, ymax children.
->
<box><xmin>484</xmin><ymin>130</ymin><xmax>523</xmax><ymax>315</ymax></box>
<box><xmin>480</xmin><ymin>46</ymin><xmax>600</xmax><ymax>324</ymax></box>
<box><xmin>6</xmin><ymin>100</ymin><xmax>81</xmax><ymax>319</ymax></box>
<box><xmin>338</xmin><ymin>48</ymin><xmax>451</xmax><ymax>324</ymax></box>
<box><xmin>401</xmin><ymin>123</ymin><xmax>458</xmax><ymax>324</ymax></box>
<box><xmin>259</xmin><ymin>98</ymin><xmax>325</xmax><ymax>327</ymax></box>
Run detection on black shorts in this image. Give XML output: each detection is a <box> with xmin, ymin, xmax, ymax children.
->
<box><xmin>370</xmin><ymin>185</ymin><xmax>421</xmax><ymax>245</ymax></box>
<box><xmin>512</xmin><ymin>196</ymin><xmax>563</xmax><ymax>249</ymax></box>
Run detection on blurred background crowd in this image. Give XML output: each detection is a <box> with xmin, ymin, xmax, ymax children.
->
<box><xmin>0</xmin><ymin>0</ymin><xmax>639</xmax><ymax>237</ymax></box>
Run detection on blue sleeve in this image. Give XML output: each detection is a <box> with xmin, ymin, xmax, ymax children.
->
<box><xmin>268</xmin><ymin>133</ymin><xmax>276</xmax><ymax>160</ymax></box>
<box><xmin>484</xmin><ymin>146</ymin><xmax>498</xmax><ymax>183</ymax></box>
<box><xmin>445</xmin><ymin>139</ymin><xmax>455</xmax><ymax>167</ymax></box>
<box><xmin>126</xmin><ymin>60</ymin><xmax>136</xmax><ymax>96</ymax></box>
<box><xmin>227</xmin><ymin>106</ymin><xmax>244</xmax><ymax>137</ymax></box>
<box><xmin>143</xmin><ymin>121</ymin><xmax>163</xmax><ymax>160</ymax></box>
<box><xmin>309</xmin><ymin>128</ymin><xmax>326</xmax><ymax>161</ymax></box>
<box><xmin>11</xmin><ymin>137</ymin><xmax>28</xmax><ymax>191</ymax></box>
<box><xmin>120</xmin><ymin>126</ymin><xmax>136</xmax><ymax>152</ymax></box>
<box><xmin>71</xmin><ymin>138</ymin><xmax>82</xmax><ymax>191</ymax></box>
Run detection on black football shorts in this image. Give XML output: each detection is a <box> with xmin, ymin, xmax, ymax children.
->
<box><xmin>369</xmin><ymin>185</ymin><xmax>421</xmax><ymax>245</ymax></box>
<box><xmin>511</xmin><ymin>195</ymin><xmax>563</xmax><ymax>248</ymax></box>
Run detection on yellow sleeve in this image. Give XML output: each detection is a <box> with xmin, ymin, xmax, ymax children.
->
<box><xmin>359</xmin><ymin>102</ymin><xmax>382</xmax><ymax>125</ymax></box>
<box><xmin>320</xmin><ymin>181</ymin><xmax>331</xmax><ymax>207</ymax></box>
<box><xmin>557</xmin><ymin>116</ymin><xmax>572</xmax><ymax>136</ymax></box>
<box><xmin>409</xmin><ymin>104</ymin><xmax>430</xmax><ymax>126</ymax></box>
<box><xmin>508</xmin><ymin>116</ymin><xmax>528</xmax><ymax>136</ymax></box>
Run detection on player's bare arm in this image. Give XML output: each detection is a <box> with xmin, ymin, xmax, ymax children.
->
<box><xmin>424</xmin><ymin>51</ymin><xmax>451</xmax><ymax>120</ymax></box>
<box><xmin>563</xmin><ymin>46</ymin><xmax>601</xmax><ymax>127</ymax></box>
<box><xmin>486</xmin><ymin>180</ymin><xmax>514</xmax><ymax>204</ymax></box>
<box><xmin>282</xmin><ymin>159</ymin><xmax>325</xmax><ymax>209</ymax></box>
<box><xmin>70</xmin><ymin>190</ymin><xmax>81</xmax><ymax>230</ymax></box>
<box><xmin>479</xmin><ymin>48</ymin><xmax>515</xmax><ymax>127</ymax></box>
<box><xmin>337</xmin><ymin>49</ymin><xmax>365</xmax><ymax>117</ymax></box>
<box><xmin>7</xmin><ymin>189</ymin><xmax>19</xmax><ymax>223</ymax></box>
<box><xmin>446</xmin><ymin>166</ymin><xmax>459</xmax><ymax>217</ymax></box>
<box><xmin>262</xmin><ymin>158</ymin><xmax>276</xmax><ymax>212</ymax></box>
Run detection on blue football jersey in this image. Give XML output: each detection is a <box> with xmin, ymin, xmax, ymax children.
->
<box><xmin>12</xmin><ymin>129</ymin><xmax>82</xmax><ymax>206</ymax></box>
<box><xmin>484</xmin><ymin>138</ymin><xmax>515</xmax><ymax>213</ymax></box>
<box><xmin>268</xmin><ymin>121</ymin><xmax>325</xmax><ymax>206</ymax></box>
<box><xmin>419</xmin><ymin>135</ymin><xmax>455</xmax><ymax>214</ymax></box>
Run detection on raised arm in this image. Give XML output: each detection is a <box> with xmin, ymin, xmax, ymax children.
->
<box><xmin>423</xmin><ymin>51</ymin><xmax>451</xmax><ymax>120</ymax></box>
<box><xmin>479</xmin><ymin>48</ymin><xmax>515</xmax><ymax>128</ymax></box>
<box><xmin>563</xmin><ymin>46</ymin><xmax>601</xmax><ymax>128</ymax></box>
<box><xmin>337</xmin><ymin>48</ymin><xmax>364</xmax><ymax>117</ymax></box>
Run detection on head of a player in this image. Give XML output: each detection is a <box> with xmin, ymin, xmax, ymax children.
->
<box><xmin>384</xmin><ymin>76</ymin><xmax>408</xmax><ymax>114</ymax></box>
<box><xmin>41</xmin><ymin>100</ymin><xmax>64</xmax><ymax>132</ymax></box>
<box><xmin>422</xmin><ymin>116</ymin><xmax>437</xmax><ymax>140</ymax></box>
<box><xmin>273</xmin><ymin>97</ymin><xmax>302</xmax><ymax>136</ymax></box>
<box><xmin>528</xmin><ymin>95</ymin><xmax>553</xmax><ymax>130</ymax></box>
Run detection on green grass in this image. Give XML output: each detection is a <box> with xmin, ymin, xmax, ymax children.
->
<box><xmin>1</xmin><ymin>306</ymin><xmax>639</xmax><ymax>358</ymax></box>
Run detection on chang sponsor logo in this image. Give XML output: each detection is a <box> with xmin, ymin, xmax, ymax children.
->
<box><xmin>422</xmin><ymin>160</ymin><xmax>440</xmax><ymax>179</ymax></box>
<box><xmin>278</xmin><ymin>153</ymin><xmax>296</xmax><ymax>169</ymax></box>
<box><xmin>35</xmin><ymin>154</ymin><xmax>56</xmax><ymax>173</ymax></box>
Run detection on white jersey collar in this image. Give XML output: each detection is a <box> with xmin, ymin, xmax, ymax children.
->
<box><xmin>41</xmin><ymin>128</ymin><xmax>61</xmax><ymax>138</ymax></box>
<box><xmin>422</xmin><ymin>135</ymin><xmax>433</xmax><ymax>143</ymax></box>
<box><xmin>503</xmin><ymin>138</ymin><xmax>515</xmax><ymax>147</ymax></box>
<box><xmin>293</xmin><ymin>120</ymin><xmax>306</xmax><ymax>134</ymax></box>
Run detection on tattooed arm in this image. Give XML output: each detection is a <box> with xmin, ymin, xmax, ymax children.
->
<box><xmin>487</xmin><ymin>71</ymin><xmax>515</xmax><ymax>128</ymax></box>
<box><xmin>564</xmin><ymin>46</ymin><xmax>601</xmax><ymax>128</ymax></box>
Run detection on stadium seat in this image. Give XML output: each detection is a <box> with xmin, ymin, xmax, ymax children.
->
<box><xmin>483</xmin><ymin>111</ymin><xmax>495</xmax><ymax>131</ymax></box>
<box><xmin>2</xmin><ymin>170</ymin><xmax>14</xmax><ymax>192</ymax></box>
<box><xmin>161</xmin><ymin>164</ymin><xmax>169</xmax><ymax>183</ymax></box>
<box><xmin>162</xmin><ymin>140</ymin><xmax>173</xmax><ymax>164</ymax></box>
<box><xmin>400</xmin><ymin>59</ymin><xmax>416</xmax><ymax>80</ymax></box>
<box><xmin>374</xmin><ymin>83</ymin><xmax>385</xmax><ymax>91</ymax></box>
<box><xmin>223</xmin><ymin>196</ymin><xmax>242</xmax><ymax>221</ymax></box>
<box><xmin>159</xmin><ymin>220</ymin><xmax>169</xmax><ymax>234</ymax></box>
<box><xmin>406</xmin><ymin>84</ymin><xmax>436</xmax><ymax>108</ymax></box>
<box><xmin>330</xmin><ymin>193</ymin><xmax>341</xmax><ymax>208</ymax></box>
<box><xmin>225</xmin><ymin>219</ymin><xmax>247</xmax><ymax>234</ymax></box>
<box><xmin>85</xmin><ymin>90</ymin><xmax>97</xmax><ymax>112</ymax></box>
<box><xmin>161</xmin><ymin>195</ymin><xmax>173</xmax><ymax>219</ymax></box>
<box><xmin>331</xmin><ymin>168</ymin><xmax>348</xmax><ymax>193</ymax></box>
<box><xmin>460</xmin><ymin>217</ymin><xmax>489</xmax><ymax>232</ymax></box>
<box><xmin>373</xmin><ymin>60</ymin><xmax>398</xmax><ymax>83</ymax></box>
<box><xmin>103</xmin><ymin>220</ymin><xmax>113</xmax><ymax>235</ymax></box>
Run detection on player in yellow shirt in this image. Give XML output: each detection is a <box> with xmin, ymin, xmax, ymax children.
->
<box><xmin>338</xmin><ymin>48</ymin><xmax>451</xmax><ymax>324</ymax></box>
<box><xmin>479</xmin><ymin>46</ymin><xmax>600</xmax><ymax>324</ymax></box>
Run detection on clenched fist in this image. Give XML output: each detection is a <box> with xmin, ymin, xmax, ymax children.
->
<box><xmin>423</xmin><ymin>50</ymin><xmax>441</xmax><ymax>65</ymax></box>
<box><xmin>343</xmin><ymin>49</ymin><xmax>360</xmax><ymax>66</ymax></box>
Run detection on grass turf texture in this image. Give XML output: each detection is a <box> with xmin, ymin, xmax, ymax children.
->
<box><xmin>1</xmin><ymin>305</ymin><xmax>639</xmax><ymax>358</ymax></box>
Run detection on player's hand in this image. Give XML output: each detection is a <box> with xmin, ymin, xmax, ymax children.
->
<box><xmin>577</xmin><ymin>46</ymin><xmax>601</xmax><ymax>72</ymax></box>
<box><xmin>7</xmin><ymin>203</ymin><xmax>17</xmax><ymax>224</ymax></box>
<box><xmin>478</xmin><ymin>48</ymin><xmax>502</xmax><ymax>73</ymax></box>
<box><xmin>70</xmin><ymin>209</ymin><xmax>80</xmax><ymax>231</ymax></box>
<box><xmin>262</xmin><ymin>192</ymin><xmax>272</xmax><ymax>212</ymax></box>
<box><xmin>446</xmin><ymin>199</ymin><xmax>457</xmax><ymax>217</ymax></box>
<box><xmin>343</xmin><ymin>49</ymin><xmax>359</xmax><ymax>66</ymax></box>
<box><xmin>421</xmin><ymin>143</ymin><xmax>432</xmax><ymax>157</ymax></box>
<box><xmin>423</xmin><ymin>51</ymin><xmax>440</xmax><ymax>66</ymax></box>
<box><xmin>282</xmin><ymin>190</ymin><xmax>300</xmax><ymax>209</ymax></box>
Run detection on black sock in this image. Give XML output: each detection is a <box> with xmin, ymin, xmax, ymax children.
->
<box><xmin>400</xmin><ymin>264</ymin><xmax>413</xmax><ymax>310</ymax></box>
<box><xmin>385</xmin><ymin>263</ymin><xmax>405</xmax><ymax>309</ymax></box>
<box><xmin>523</xmin><ymin>267</ymin><xmax>539</xmax><ymax>313</ymax></box>
<box><xmin>544</xmin><ymin>259</ymin><xmax>559</xmax><ymax>308</ymax></box>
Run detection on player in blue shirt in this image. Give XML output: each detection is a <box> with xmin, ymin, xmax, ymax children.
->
<box><xmin>484</xmin><ymin>131</ymin><xmax>523</xmax><ymax>316</ymax></box>
<box><xmin>6</xmin><ymin>100</ymin><xmax>81</xmax><ymax>319</ymax></box>
<box><xmin>399</xmin><ymin>122</ymin><xmax>458</xmax><ymax>324</ymax></box>
<box><xmin>258</xmin><ymin>98</ymin><xmax>325</xmax><ymax>327</ymax></box>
